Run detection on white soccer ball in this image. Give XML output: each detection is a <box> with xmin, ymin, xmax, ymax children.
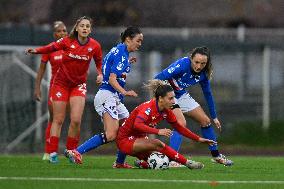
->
<box><xmin>147</xmin><ymin>152</ymin><xmax>169</xmax><ymax>170</ymax></box>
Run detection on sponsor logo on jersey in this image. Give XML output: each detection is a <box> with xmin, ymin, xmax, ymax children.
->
<box><xmin>68</xmin><ymin>53</ymin><xmax>89</xmax><ymax>61</ymax></box>
<box><xmin>54</xmin><ymin>55</ymin><xmax>62</xmax><ymax>60</ymax></box>
<box><xmin>116</xmin><ymin>62</ymin><xmax>124</xmax><ymax>70</ymax></box>
<box><xmin>145</xmin><ymin>108</ymin><xmax>151</xmax><ymax>115</ymax></box>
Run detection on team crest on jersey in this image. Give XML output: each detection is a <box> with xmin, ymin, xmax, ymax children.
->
<box><xmin>70</xmin><ymin>44</ymin><xmax>75</xmax><ymax>48</ymax></box>
<box><xmin>145</xmin><ymin>108</ymin><xmax>151</xmax><ymax>115</ymax></box>
<box><xmin>56</xmin><ymin>92</ymin><xmax>62</xmax><ymax>98</ymax></box>
<box><xmin>88</xmin><ymin>48</ymin><xmax>92</xmax><ymax>52</ymax></box>
<box><xmin>116</xmin><ymin>62</ymin><xmax>124</xmax><ymax>70</ymax></box>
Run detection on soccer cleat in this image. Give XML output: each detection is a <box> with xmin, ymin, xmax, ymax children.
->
<box><xmin>42</xmin><ymin>153</ymin><xmax>50</xmax><ymax>161</ymax></box>
<box><xmin>65</xmin><ymin>149</ymin><xmax>82</xmax><ymax>164</ymax></box>
<box><xmin>211</xmin><ymin>154</ymin><xmax>233</xmax><ymax>166</ymax></box>
<box><xmin>186</xmin><ymin>159</ymin><xmax>204</xmax><ymax>169</ymax></box>
<box><xmin>169</xmin><ymin>161</ymin><xmax>186</xmax><ymax>168</ymax></box>
<box><xmin>134</xmin><ymin>159</ymin><xmax>149</xmax><ymax>169</ymax></box>
<box><xmin>49</xmin><ymin>152</ymin><xmax>59</xmax><ymax>163</ymax></box>
<box><xmin>112</xmin><ymin>162</ymin><xmax>133</xmax><ymax>169</ymax></box>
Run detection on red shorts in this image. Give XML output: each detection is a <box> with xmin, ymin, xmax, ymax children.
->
<box><xmin>50</xmin><ymin>83</ymin><xmax>87</xmax><ymax>102</ymax></box>
<box><xmin>116</xmin><ymin>136</ymin><xmax>151</xmax><ymax>160</ymax></box>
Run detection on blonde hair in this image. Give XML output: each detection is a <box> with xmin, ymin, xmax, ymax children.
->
<box><xmin>144</xmin><ymin>80</ymin><xmax>173</xmax><ymax>99</ymax></box>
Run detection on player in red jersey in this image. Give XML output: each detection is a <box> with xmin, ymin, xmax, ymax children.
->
<box><xmin>34</xmin><ymin>21</ymin><xmax>68</xmax><ymax>161</ymax></box>
<box><xmin>116</xmin><ymin>80</ymin><xmax>216</xmax><ymax>169</ymax></box>
<box><xmin>26</xmin><ymin>16</ymin><xmax>103</xmax><ymax>163</ymax></box>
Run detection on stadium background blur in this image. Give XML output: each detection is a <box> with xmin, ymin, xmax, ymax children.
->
<box><xmin>0</xmin><ymin>0</ymin><xmax>283</xmax><ymax>154</ymax></box>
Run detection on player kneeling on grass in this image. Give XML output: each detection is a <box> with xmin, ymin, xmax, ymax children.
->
<box><xmin>66</xmin><ymin>80</ymin><xmax>216</xmax><ymax>169</ymax></box>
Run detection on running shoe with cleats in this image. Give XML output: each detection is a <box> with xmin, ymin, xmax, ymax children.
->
<box><xmin>49</xmin><ymin>152</ymin><xmax>59</xmax><ymax>163</ymax></box>
<box><xmin>169</xmin><ymin>161</ymin><xmax>186</xmax><ymax>168</ymax></box>
<box><xmin>112</xmin><ymin>162</ymin><xmax>133</xmax><ymax>169</ymax></box>
<box><xmin>65</xmin><ymin>149</ymin><xmax>82</xmax><ymax>164</ymax></box>
<box><xmin>42</xmin><ymin>153</ymin><xmax>50</xmax><ymax>161</ymax></box>
<box><xmin>134</xmin><ymin>159</ymin><xmax>149</xmax><ymax>169</ymax></box>
<box><xmin>185</xmin><ymin>159</ymin><xmax>204</xmax><ymax>169</ymax></box>
<box><xmin>211</xmin><ymin>154</ymin><xmax>233</xmax><ymax>166</ymax></box>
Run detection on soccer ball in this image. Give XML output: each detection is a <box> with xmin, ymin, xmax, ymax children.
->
<box><xmin>147</xmin><ymin>152</ymin><xmax>169</xmax><ymax>170</ymax></box>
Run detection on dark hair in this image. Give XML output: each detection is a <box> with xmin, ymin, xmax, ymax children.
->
<box><xmin>120</xmin><ymin>26</ymin><xmax>142</xmax><ymax>42</ymax></box>
<box><xmin>144</xmin><ymin>80</ymin><xmax>174</xmax><ymax>100</ymax></box>
<box><xmin>69</xmin><ymin>16</ymin><xmax>93</xmax><ymax>39</ymax></box>
<box><xmin>190</xmin><ymin>46</ymin><xmax>213</xmax><ymax>79</ymax></box>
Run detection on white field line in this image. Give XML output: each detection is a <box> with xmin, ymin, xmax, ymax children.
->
<box><xmin>0</xmin><ymin>177</ymin><xmax>283</xmax><ymax>184</ymax></box>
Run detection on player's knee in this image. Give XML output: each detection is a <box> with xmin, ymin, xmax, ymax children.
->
<box><xmin>152</xmin><ymin>139</ymin><xmax>164</xmax><ymax>149</ymax></box>
<box><xmin>106</xmin><ymin>132</ymin><xmax>117</xmax><ymax>142</ymax></box>
<box><xmin>200</xmin><ymin>116</ymin><xmax>211</xmax><ymax>127</ymax></box>
<box><xmin>70</xmin><ymin>118</ymin><xmax>81</xmax><ymax>127</ymax></box>
<box><xmin>178</xmin><ymin>120</ymin><xmax>187</xmax><ymax>127</ymax></box>
<box><xmin>53</xmin><ymin>118</ymin><xmax>64</xmax><ymax>126</ymax></box>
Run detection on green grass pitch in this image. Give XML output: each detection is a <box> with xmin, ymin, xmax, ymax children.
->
<box><xmin>0</xmin><ymin>155</ymin><xmax>283</xmax><ymax>189</ymax></box>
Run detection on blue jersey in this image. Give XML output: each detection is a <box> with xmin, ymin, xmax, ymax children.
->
<box><xmin>100</xmin><ymin>43</ymin><xmax>131</xmax><ymax>98</ymax></box>
<box><xmin>154</xmin><ymin>57</ymin><xmax>217</xmax><ymax>119</ymax></box>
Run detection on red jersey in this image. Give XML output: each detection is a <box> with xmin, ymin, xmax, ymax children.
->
<box><xmin>36</xmin><ymin>37</ymin><xmax>102</xmax><ymax>87</ymax></box>
<box><xmin>117</xmin><ymin>99</ymin><xmax>200</xmax><ymax>141</ymax></box>
<box><xmin>41</xmin><ymin>42</ymin><xmax>63</xmax><ymax>86</ymax></box>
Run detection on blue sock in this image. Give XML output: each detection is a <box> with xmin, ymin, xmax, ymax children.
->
<box><xmin>169</xmin><ymin>130</ymin><xmax>183</xmax><ymax>152</ymax></box>
<box><xmin>201</xmin><ymin>125</ymin><xmax>218</xmax><ymax>151</ymax></box>
<box><xmin>115</xmin><ymin>150</ymin><xmax>127</xmax><ymax>164</ymax></box>
<box><xmin>77</xmin><ymin>133</ymin><xmax>107</xmax><ymax>154</ymax></box>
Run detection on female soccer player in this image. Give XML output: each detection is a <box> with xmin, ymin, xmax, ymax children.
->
<box><xmin>155</xmin><ymin>46</ymin><xmax>233</xmax><ymax>166</ymax></box>
<box><xmin>34</xmin><ymin>21</ymin><xmax>68</xmax><ymax>161</ymax></box>
<box><xmin>65</xmin><ymin>26</ymin><xmax>143</xmax><ymax>168</ymax></box>
<box><xmin>26</xmin><ymin>16</ymin><xmax>103</xmax><ymax>163</ymax></box>
<box><xmin>68</xmin><ymin>80</ymin><xmax>216</xmax><ymax>169</ymax></box>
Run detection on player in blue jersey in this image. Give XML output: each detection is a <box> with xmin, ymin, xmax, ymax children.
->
<box><xmin>65</xmin><ymin>26</ymin><xmax>143</xmax><ymax>168</ymax></box>
<box><xmin>155</xmin><ymin>46</ymin><xmax>233</xmax><ymax>167</ymax></box>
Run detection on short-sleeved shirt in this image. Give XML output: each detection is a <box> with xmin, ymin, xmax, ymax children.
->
<box><xmin>100</xmin><ymin>43</ymin><xmax>131</xmax><ymax>97</ymax></box>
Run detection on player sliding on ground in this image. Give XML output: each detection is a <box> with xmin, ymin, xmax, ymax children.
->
<box><xmin>66</xmin><ymin>80</ymin><xmax>216</xmax><ymax>169</ymax></box>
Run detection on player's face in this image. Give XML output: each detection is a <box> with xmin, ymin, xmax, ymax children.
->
<box><xmin>54</xmin><ymin>25</ymin><xmax>67</xmax><ymax>40</ymax></box>
<box><xmin>76</xmin><ymin>19</ymin><xmax>91</xmax><ymax>38</ymax></box>
<box><xmin>160</xmin><ymin>91</ymin><xmax>175</xmax><ymax>110</ymax></box>
<box><xmin>126</xmin><ymin>33</ymin><xmax>143</xmax><ymax>52</ymax></box>
<box><xmin>191</xmin><ymin>53</ymin><xmax>208</xmax><ymax>73</ymax></box>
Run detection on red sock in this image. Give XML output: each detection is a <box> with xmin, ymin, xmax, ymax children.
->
<box><xmin>48</xmin><ymin>136</ymin><xmax>59</xmax><ymax>153</ymax></box>
<box><xmin>66</xmin><ymin>137</ymin><xmax>79</xmax><ymax>150</ymax></box>
<box><xmin>158</xmin><ymin>145</ymin><xmax>187</xmax><ymax>165</ymax></box>
<box><xmin>44</xmin><ymin>122</ymin><xmax>52</xmax><ymax>153</ymax></box>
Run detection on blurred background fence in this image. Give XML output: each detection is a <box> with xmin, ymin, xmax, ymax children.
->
<box><xmin>0</xmin><ymin>26</ymin><xmax>284</xmax><ymax>154</ymax></box>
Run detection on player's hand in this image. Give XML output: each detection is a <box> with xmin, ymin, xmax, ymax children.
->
<box><xmin>198</xmin><ymin>137</ymin><xmax>217</xmax><ymax>146</ymax></box>
<box><xmin>158</xmin><ymin>129</ymin><xmax>172</xmax><ymax>137</ymax></box>
<box><xmin>124</xmin><ymin>90</ymin><xmax>138</xmax><ymax>97</ymax></box>
<box><xmin>213</xmin><ymin>118</ymin><xmax>221</xmax><ymax>132</ymax></box>
<box><xmin>34</xmin><ymin>88</ymin><xmax>41</xmax><ymax>101</ymax></box>
<box><xmin>25</xmin><ymin>48</ymin><xmax>37</xmax><ymax>55</ymax></box>
<box><xmin>96</xmin><ymin>74</ymin><xmax>103</xmax><ymax>85</ymax></box>
<box><xmin>129</xmin><ymin>56</ymin><xmax>137</xmax><ymax>64</ymax></box>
